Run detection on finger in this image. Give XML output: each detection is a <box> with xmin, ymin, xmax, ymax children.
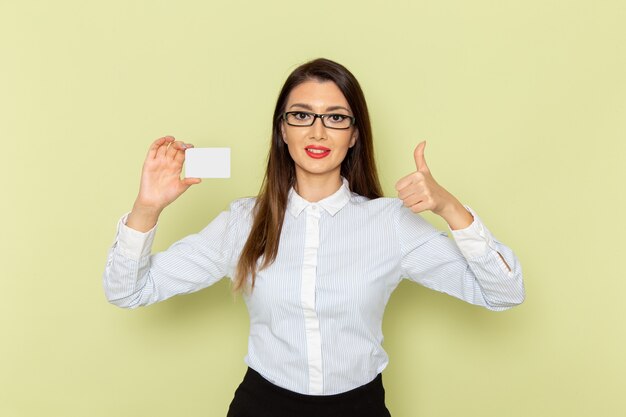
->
<box><xmin>397</xmin><ymin>185</ymin><xmax>420</xmax><ymax>200</ymax></box>
<box><xmin>174</xmin><ymin>143</ymin><xmax>193</xmax><ymax>165</ymax></box>
<box><xmin>396</xmin><ymin>170</ymin><xmax>427</xmax><ymax>194</ymax></box>
<box><xmin>401</xmin><ymin>192</ymin><xmax>423</xmax><ymax>208</ymax></box>
<box><xmin>413</xmin><ymin>141</ymin><xmax>430</xmax><ymax>173</ymax></box>
<box><xmin>182</xmin><ymin>177</ymin><xmax>202</xmax><ymax>186</ymax></box>
<box><xmin>408</xmin><ymin>200</ymin><xmax>429</xmax><ymax>214</ymax></box>
<box><xmin>156</xmin><ymin>136</ymin><xmax>175</xmax><ymax>159</ymax></box>
<box><xmin>395</xmin><ymin>173</ymin><xmax>415</xmax><ymax>191</ymax></box>
<box><xmin>166</xmin><ymin>140</ymin><xmax>188</xmax><ymax>160</ymax></box>
<box><xmin>148</xmin><ymin>136</ymin><xmax>174</xmax><ymax>160</ymax></box>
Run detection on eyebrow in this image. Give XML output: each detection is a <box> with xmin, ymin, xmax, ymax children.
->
<box><xmin>288</xmin><ymin>103</ymin><xmax>351</xmax><ymax>113</ymax></box>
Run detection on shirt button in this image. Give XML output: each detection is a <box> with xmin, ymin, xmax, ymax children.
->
<box><xmin>311</xmin><ymin>205</ymin><xmax>318</xmax><ymax>211</ymax></box>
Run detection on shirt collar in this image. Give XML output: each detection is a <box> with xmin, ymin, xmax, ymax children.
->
<box><xmin>287</xmin><ymin>177</ymin><xmax>352</xmax><ymax>218</ymax></box>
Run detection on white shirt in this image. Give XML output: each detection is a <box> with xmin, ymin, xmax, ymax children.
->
<box><xmin>102</xmin><ymin>178</ymin><xmax>525</xmax><ymax>395</ymax></box>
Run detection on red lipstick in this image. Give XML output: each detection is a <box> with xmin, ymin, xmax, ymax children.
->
<box><xmin>305</xmin><ymin>145</ymin><xmax>331</xmax><ymax>159</ymax></box>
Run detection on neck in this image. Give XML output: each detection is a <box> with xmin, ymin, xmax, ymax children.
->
<box><xmin>294</xmin><ymin>172</ymin><xmax>343</xmax><ymax>202</ymax></box>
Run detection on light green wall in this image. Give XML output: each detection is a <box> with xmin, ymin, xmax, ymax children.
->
<box><xmin>1</xmin><ymin>1</ymin><xmax>624</xmax><ymax>416</ymax></box>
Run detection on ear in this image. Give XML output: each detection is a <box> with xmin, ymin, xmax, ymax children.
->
<box><xmin>349</xmin><ymin>130</ymin><xmax>358</xmax><ymax>148</ymax></box>
<box><xmin>280</xmin><ymin>121</ymin><xmax>287</xmax><ymax>144</ymax></box>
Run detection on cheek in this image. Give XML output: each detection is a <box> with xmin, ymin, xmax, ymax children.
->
<box><xmin>282</xmin><ymin>128</ymin><xmax>305</xmax><ymax>146</ymax></box>
<box><xmin>282</xmin><ymin>137</ymin><xmax>300</xmax><ymax>162</ymax></box>
<box><xmin>334</xmin><ymin>145</ymin><xmax>352</xmax><ymax>163</ymax></box>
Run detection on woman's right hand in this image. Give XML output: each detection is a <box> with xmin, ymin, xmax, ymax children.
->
<box><xmin>133</xmin><ymin>135</ymin><xmax>201</xmax><ymax>213</ymax></box>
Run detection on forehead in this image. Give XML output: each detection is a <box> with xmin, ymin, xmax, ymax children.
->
<box><xmin>286</xmin><ymin>80</ymin><xmax>350</xmax><ymax>111</ymax></box>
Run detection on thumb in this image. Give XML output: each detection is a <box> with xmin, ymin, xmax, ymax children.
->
<box><xmin>182</xmin><ymin>177</ymin><xmax>202</xmax><ymax>187</ymax></box>
<box><xmin>413</xmin><ymin>141</ymin><xmax>430</xmax><ymax>173</ymax></box>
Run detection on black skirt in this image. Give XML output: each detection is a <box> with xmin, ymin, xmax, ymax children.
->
<box><xmin>226</xmin><ymin>367</ymin><xmax>392</xmax><ymax>417</ymax></box>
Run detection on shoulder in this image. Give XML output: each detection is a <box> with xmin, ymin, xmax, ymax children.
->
<box><xmin>340</xmin><ymin>195</ymin><xmax>406</xmax><ymax>227</ymax></box>
<box><xmin>348</xmin><ymin>194</ymin><xmax>404</xmax><ymax>213</ymax></box>
<box><xmin>226</xmin><ymin>197</ymin><xmax>257</xmax><ymax>221</ymax></box>
<box><xmin>229</xmin><ymin>196</ymin><xmax>256</xmax><ymax>211</ymax></box>
<box><xmin>351</xmin><ymin>195</ymin><xmax>436</xmax><ymax>231</ymax></box>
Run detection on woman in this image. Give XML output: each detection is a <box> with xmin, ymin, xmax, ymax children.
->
<box><xmin>103</xmin><ymin>58</ymin><xmax>525</xmax><ymax>416</ymax></box>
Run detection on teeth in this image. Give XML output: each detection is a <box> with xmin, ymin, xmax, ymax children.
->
<box><xmin>307</xmin><ymin>148</ymin><xmax>327</xmax><ymax>154</ymax></box>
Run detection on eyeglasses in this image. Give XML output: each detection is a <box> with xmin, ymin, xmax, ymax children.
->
<box><xmin>282</xmin><ymin>111</ymin><xmax>356</xmax><ymax>130</ymax></box>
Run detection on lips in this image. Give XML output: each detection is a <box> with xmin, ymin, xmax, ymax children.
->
<box><xmin>305</xmin><ymin>145</ymin><xmax>331</xmax><ymax>159</ymax></box>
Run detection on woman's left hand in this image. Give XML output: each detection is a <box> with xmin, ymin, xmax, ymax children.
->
<box><xmin>395</xmin><ymin>141</ymin><xmax>474</xmax><ymax>229</ymax></box>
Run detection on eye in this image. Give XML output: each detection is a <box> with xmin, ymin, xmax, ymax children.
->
<box><xmin>329</xmin><ymin>114</ymin><xmax>347</xmax><ymax>122</ymax></box>
<box><xmin>294</xmin><ymin>112</ymin><xmax>311</xmax><ymax>120</ymax></box>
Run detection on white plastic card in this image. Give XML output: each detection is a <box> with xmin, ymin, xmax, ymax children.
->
<box><xmin>184</xmin><ymin>148</ymin><xmax>231</xmax><ymax>178</ymax></box>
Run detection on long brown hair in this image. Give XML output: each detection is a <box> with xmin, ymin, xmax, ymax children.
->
<box><xmin>233</xmin><ymin>58</ymin><xmax>383</xmax><ymax>293</ymax></box>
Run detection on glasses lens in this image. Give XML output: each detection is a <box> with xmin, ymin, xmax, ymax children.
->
<box><xmin>323</xmin><ymin>114</ymin><xmax>353</xmax><ymax>129</ymax></box>
<box><xmin>285</xmin><ymin>112</ymin><xmax>314</xmax><ymax>126</ymax></box>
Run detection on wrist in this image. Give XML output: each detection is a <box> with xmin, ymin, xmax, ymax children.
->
<box><xmin>438</xmin><ymin>199</ymin><xmax>473</xmax><ymax>230</ymax></box>
<box><xmin>127</xmin><ymin>202</ymin><xmax>162</xmax><ymax>232</ymax></box>
<box><xmin>132</xmin><ymin>201</ymin><xmax>164</xmax><ymax>217</ymax></box>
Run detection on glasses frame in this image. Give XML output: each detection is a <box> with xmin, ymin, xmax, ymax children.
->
<box><xmin>282</xmin><ymin>111</ymin><xmax>356</xmax><ymax>130</ymax></box>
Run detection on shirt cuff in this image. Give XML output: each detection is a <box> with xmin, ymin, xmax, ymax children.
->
<box><xmin>448</xmin><ymin>205</ymin><xmax>498</xmax><ymax>259</ymax></box>
<box><xmin>115</xmin><ymin>211</ymin><xmax>159</xmax><ymax>261</ymax></box>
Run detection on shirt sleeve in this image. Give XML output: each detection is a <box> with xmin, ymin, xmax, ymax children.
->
<box><xmin>396</xmin><ymin>203</ymin><xmax>525</xmax><ymax>311</ymax></box>
<box><xmin>102</xmin><ymin>206</ymin><xmax>235</xmax><ymax>309</ymax></box>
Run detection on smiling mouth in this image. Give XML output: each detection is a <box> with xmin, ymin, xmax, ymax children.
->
<box><xmin>305</xmin><ymin>146</ymin><xmax>331</xmax><ymax>158</ymax></box>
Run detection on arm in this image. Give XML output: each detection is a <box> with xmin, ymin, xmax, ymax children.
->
<box><xmin>438</xmin><ymin>199</ymin><xmax>511</xmax><ymax>272</ymax></box>
<box><xmin>102</xmin><ymin>207</ymin><xmax>233</xmax><ymax>309</ymax></box>
<box><xmin>396</xmin><ymin>203</ymin><xmax>525</xmax><ymax>311</ymax></box>
<box><xmin>395</xmin><ymin>141</ymin><xmax>524</xmax><ymax>310</ymax></box>
<box><xmin>102</xmin><ymin>135</ymin><xmax>216</xmax><ymax>308</ymax></box>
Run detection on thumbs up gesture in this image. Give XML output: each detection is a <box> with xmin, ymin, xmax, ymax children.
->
<box><xmin>395</xmin><ymin>141</ymin><xmax>470</xmax><ymax>227</ymax></box>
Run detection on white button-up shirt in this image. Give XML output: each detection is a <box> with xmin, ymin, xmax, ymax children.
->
<box><xmin>103</xmin><ymin>178</ymin><xmax>525</xmax><ymax>395</ymax></box>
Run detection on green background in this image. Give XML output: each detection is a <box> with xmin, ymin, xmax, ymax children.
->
<box><xmin>1</xmin><ymin>0</ymin><xmax>624</xmax><ymax>416</ymax></box>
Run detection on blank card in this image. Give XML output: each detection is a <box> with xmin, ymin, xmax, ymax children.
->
<box><xmin>184</xmin><ymin>148</ymin><xmax>230</xmax><ymax>178</ymax></box>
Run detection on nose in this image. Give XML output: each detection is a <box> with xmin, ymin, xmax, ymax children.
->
<box><xmin>310</xmin><ymin>115</ymin><xmax>327</xmax><ymax>140</ymax></box>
